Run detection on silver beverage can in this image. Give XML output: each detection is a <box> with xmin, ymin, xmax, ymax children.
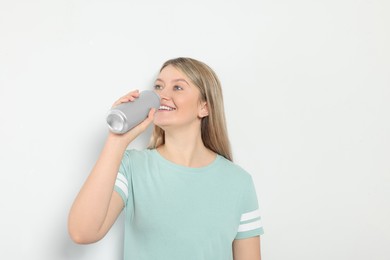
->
<box><xmin>106</xmin><ymin>90</ymin><xmax>160</xmax><ymax>134</ymax></box>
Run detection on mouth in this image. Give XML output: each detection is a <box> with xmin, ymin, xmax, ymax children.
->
<box><xmin>158</xmin><ymin>105</ymin><xmax>176</xmax><ymax>111</ymax></box>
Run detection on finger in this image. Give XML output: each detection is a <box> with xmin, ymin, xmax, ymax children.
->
<box><xmin>124</xmin><ymin>108</ymin><xmax>156</xmax><ymax>137</ymax></box>
<box><xmin>139</xmin><ymin>108</ymin><xmax>156</xmax><ymax>127</ymax></box>
<box><xmin>141</xmin><ymin>108</ymin><xmax>156</xmax><ymax>127</ymax></box>
<box><xmin>119</xmin><ymin>91</ymin><xmax>140</xmax><ymax>103</ymax></box>
<box><xmin>146</xmin><ymin>108</ymin><xmax>156</xmax><ymax>121</ymax></box>
<box><xmin>112</xmin><ymin>90</ymin><xmax>140</xmax><ymax>107</ymax></box>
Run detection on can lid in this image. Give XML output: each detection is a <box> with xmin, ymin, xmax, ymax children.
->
<box><xmin>107</xmin><ymin>112</ymin><xmax>125</xmax><ymax>133</ymax></box>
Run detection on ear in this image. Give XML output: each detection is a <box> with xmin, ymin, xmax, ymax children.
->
<box><xmin>198</xmin><ymin>102</ymin><xmax>209</xmax><ymax>118</ymax></box>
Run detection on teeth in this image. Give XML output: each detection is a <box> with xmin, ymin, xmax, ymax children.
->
<box><xmin>159</xmin><ymin>105</ymin><xmax>175</xmax><ymax>111</ymax></box>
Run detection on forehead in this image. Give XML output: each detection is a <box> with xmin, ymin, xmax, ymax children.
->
<box><xmin>157</xmin><ymin>65</ymin><xmax>188</xmax><ymax>81</ymax></box>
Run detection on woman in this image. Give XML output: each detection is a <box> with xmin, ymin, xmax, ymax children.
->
<box><xmin>68</xmin><ymin>57</ymin><xmax>264</xmax><ymax>259</ymax></box>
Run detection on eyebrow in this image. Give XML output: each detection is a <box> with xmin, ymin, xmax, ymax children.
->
<box><xmin>156</xmin><ymin>78</ymin><xmax>190</xmax><ymax>85</ymax></box>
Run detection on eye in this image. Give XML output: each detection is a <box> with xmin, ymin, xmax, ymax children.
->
<box><xmin>154</xmin><ymin>85</ymin><xmax>163</xmax><ymax>90</ymax></box>
<box><xmin>174</xmin><ymin>85</ymin><xmax>183</xmax><ymax>91</ymax></box>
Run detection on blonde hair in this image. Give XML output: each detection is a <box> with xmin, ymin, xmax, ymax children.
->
<box><xmin>148</xmin><ymin>57</ymin><xmax>233</xmax><ymax>161</ymax></box>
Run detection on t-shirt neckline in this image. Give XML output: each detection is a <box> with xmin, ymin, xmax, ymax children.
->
<box><xmin>150</xmin><ymin>149</ymin><xmax>222</xmax><ymax>174</ymax></box>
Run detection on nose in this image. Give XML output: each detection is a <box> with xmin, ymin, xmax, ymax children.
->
<box><xmin>157</xmin><ymin>87</ymin><xmax>171</xmax><ymax>101</ymax></box>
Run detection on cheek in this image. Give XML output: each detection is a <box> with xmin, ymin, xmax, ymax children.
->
<box><xmin>178</xmin><ymin>100</ymin><xmax>201</xmax><ymax>115</ymax></box>
<box><xmin>175</xmin><ymin>94</ymin><xmax>200</xmax><ymax>109</ymax></box>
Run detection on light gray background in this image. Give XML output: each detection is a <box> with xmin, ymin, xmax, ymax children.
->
<box><xmin>0</xmin><ymin>0</ymin><xmax>389</xmax><ymax>259</ymax></box>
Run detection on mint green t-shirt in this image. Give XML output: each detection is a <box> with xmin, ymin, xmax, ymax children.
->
<box><xmin>114</xmin><ymin>149</ymin><xmax>264</xmax><ymax>260</ymax></box>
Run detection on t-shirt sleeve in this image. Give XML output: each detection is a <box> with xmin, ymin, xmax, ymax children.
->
<box><xmin>235</xmin><ymin>175</ymin><xmax>264</xmax><ymax>240</ymax></box>
<box><xmin>114</xmin><ymin>150</ymin><xmax>133</xmax><ymax>207</ymax></box>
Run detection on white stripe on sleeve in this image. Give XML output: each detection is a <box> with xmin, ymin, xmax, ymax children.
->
<box><xmin>115</xmin><ymin>173</ymin><xmax>128</xmax><ymax>199</ymax></box>
<box><xmin>117</xmin><ymin>173</ymin><xmax>128</xmax><ymax>186</ymax></box>
<box><xmin>240</xmin><ymin>209</ymin><xmax>261</xmax><ymax>222</ymax></box>
<box><xmin>237</xmin><ymin>219</ymin><xmax>263</xmax><ymax>232</ymax></box>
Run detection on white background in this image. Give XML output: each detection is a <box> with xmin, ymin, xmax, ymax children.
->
<box><xmin>1</xmin><ymin>0</ymin><xmax>389</xmax><ymax>259</ymax></box>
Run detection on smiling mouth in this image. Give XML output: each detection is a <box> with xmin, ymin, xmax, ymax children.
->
<box><xmin>159</xmin><ymin>105</ymin><xmax>176</xmax><ymax>111</ymax></box>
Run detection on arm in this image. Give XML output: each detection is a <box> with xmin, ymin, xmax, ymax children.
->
<box><xmin>68</xmin><ymin>90</ymin><xmax>155</xmax><ymax>244</ymax></box>
<box><xmin>233</xmin><ymin>236</ymin><xmax>261</xmax><ymax>260</ymax></box>
<box><xmin>67</xmin><ymin>134</ymin><xmax>129</xmax><ymax>244</ymax></box>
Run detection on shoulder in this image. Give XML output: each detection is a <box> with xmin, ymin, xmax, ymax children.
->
<box><xmin>121</xmin><ymin>148</ymin><xmax>155</xmax><ymax>168</ymax></box>
<box><xmin>216</xmin><ymin>156</ymin><xmax>254</xmax><ymax>185</ymax></box>
<box><xmin>123</xmin><ymin>148</ymin><xmax>154</xmax><ymax>160</ymax></box>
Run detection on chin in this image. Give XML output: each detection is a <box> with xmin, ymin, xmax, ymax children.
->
<box><xmin>154</xmin><ymin>115</ymin><xmax>175</xmax><ymax>127</ymax></box>
<box><xmin>153</xmin><ymin>119</ymin><xmax>170</xmax><ymax>129</ymax></box>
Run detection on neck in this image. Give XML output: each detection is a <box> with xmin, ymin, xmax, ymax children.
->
<box><xmin>157</xmin><ymin>126</ymin><xmax>216</xmax><ymax>168</ymax></box>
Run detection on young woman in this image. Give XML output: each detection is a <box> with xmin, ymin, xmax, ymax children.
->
<box><xmin>68</xmin><ymin>57</ymin><xmax>264</xmax><ymax>259</ymax></box>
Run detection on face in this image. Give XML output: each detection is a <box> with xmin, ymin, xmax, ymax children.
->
<box><xmin>153</xmin><ymin>65</ymin><xmax>208</xmax><ymax>129</ymax></box>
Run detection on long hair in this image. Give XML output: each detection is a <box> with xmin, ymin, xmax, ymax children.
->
<box><xmin>148</xmin><ymin>57</ymin><xmax>233</xmax><ymax>161</ymax></box>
